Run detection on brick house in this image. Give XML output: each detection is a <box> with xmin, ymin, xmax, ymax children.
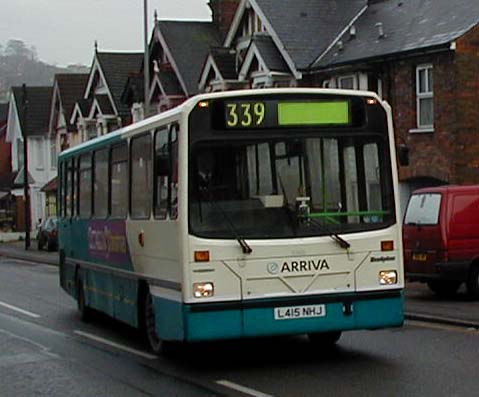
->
<box><xmin>198</xmin><ymin>0</ymin><xmax>479</xmax><ymax>213</ymax></box>
<box><xmin>309</xmin><ymin>0</ymin><xmax>479</xmax><ymax>213</ymax></box>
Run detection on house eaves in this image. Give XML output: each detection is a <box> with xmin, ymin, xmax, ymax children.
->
<box><xmin>224</xmin><ymin>0</ymin><xmax>301</xmax><ymax>79</ymax></box>
<box><xmin>313</xmin><ymin>0</ymin><xmax>479</xmax><ymax>70</ymax></box>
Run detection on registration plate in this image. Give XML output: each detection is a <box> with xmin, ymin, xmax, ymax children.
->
<box><xmin>412</xmin><ymin>253</ymin><xmax>427</xmax><ymax>261</ymax></box>
<box><xmin>274</xmin><ymin>304</ymin><xmax>326</xmax><ymax>320</ymax></box>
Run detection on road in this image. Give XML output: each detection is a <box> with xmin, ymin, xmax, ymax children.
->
<box><xmin>1</xmin><ymin>257</ymin><xmax>478</xmax><ymax>397</ymax></box>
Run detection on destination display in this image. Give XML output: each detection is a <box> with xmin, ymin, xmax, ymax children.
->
<box><xmin>223</xmin><ymin>99</ymin><xmax>351</xmax><ymax>129</ymax></box>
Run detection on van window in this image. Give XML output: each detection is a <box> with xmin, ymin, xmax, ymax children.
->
<box><xmin>404</xmin><ymin>193</ymin><xmax>441</xmax><ymax>225</ymax></box>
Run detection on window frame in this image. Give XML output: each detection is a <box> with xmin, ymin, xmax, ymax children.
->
<box><xmin>416</xmin><ymin>64</ymin><xmax>434</xmax><ymax>130</ymax></box>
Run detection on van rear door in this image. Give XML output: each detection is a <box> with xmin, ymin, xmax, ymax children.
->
<box><xmin>403</xmin><ymin>193</ymin><xmax>444</xmax><ymax>278</ymax></box>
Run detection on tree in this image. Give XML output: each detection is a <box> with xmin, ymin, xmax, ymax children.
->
<box><xmin>4</xmin><ymin>39</ymin><xmax>37</xmax><ymax>60</ymax></box>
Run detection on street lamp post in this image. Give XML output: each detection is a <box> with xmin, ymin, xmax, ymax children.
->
<box><xmin>21</xmin><ymin>84</ymin><xmax>31</xmax><ymax>250</ymax></box>
<box><xmin>143</xmin><ymin>0</ymin><xmax>150</xmax><ymax>118</ymax></box>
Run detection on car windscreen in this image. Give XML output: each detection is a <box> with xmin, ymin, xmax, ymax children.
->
<box><xmin>404</xmin><ymin>193</ymin><xmax>441</xmax><ymax>225</ymax></box>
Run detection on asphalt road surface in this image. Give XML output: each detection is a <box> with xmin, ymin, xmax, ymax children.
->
<box><xmin>1</xmin><ymin>257</ymin><xmax>478</xmax><ymax>397</ymax></box>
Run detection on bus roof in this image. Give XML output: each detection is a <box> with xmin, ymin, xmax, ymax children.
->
<box><xmin>59</xmin><ymin>88</ymin><xmax>383</xmax><ymax>159</ymax></box>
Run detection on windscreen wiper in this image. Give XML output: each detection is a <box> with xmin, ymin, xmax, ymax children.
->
<box><xmin>200</xmin><ymin>187</ymin><xmax>252</xmax><ymax>254</ymax></box>
<box><xmin>296</xmin><ymin>202</ymin><xmax>350</xmax><ymax>250</ymax></box>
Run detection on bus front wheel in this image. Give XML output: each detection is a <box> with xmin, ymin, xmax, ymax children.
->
<box><xmin>143</xmin><ymin>291</ymin><xmax>174</xmax><ymax>355</ymax></box>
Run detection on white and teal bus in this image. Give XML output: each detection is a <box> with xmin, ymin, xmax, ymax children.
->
<box><xmin>58</xmin><ymin>88</ymin><xmax>404</xmax><ymax>354</ymax></box>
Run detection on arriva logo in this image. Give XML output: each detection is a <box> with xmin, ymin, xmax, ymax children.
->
<box><xmin>267</xmin><ymin>262</ymin><xmax>280</xmax><ymax>274</ymax></box>
<box><xmin>267</xmin><ymin>259</ymin><xmax>330</xmax><ymax>274</ymax></box>
<box><xmin>281</xmin><ymin>259</ymin><xmax>330</xmax><ymax>273</ymax></box>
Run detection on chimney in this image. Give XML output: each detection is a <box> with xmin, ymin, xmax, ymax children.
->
<box><xmin>349</xmin><ymin>25</ymin><xmax>357</xmax><ymax>39</ymax></box>
<box><xmin>375</xmin><ymin>22</ymin><xmax>385</xmax><ymax>38</ymax></box>
<box><xmin>209</xmin><ymin>0</ymin><xmax>241</xmax><ymax>40</ymax></box>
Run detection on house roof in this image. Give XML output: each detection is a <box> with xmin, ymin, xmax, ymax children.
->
<box><xmin>11</xmin><ymin>86</ymin><xmax>53</xmax><ymax>137</ymax></box>
<box><xmin>0</xmin><ymin>103</ymin><xmax>8</xmax><ymax>122</ymax></box>
<box><xmin>95</xmin><ymin>52</ymin><xmax>144</xmax><ymax>118</ymax></box>
<box><xmin>313</xmin><ymin>0</ymin><xmax>479</xmax><ymax>68</ymax></box>
<box><xmin>55</xmin><ymin>73</ymin><xmax>89</xmax><ymax>130</ymax></box>
<box><xmin>94</xmin><ymin>94</ymin><xmax>115</xmax><ymax>115</ymax></box>
<box><xmin>121</xmin><ymin>74</ymin><xmax>145</xmax><ymax>104</ymax></box>
<box><xmin>41</xmin><ymin>176</ymin><xmax>57</xmax><ymax>193</ymax></box>
<box><xmin>159</xmin><ymin>70</ymin><xmax>183</xmax><ymax>96</ymax></box>
<box><xmin>157</xmin><ymin>20</ymin><xmax>221</xmax><ymax>95</ymax></box>
<box><xmin>253</xmin><ymin>0</ymin><xmax>367</xmax><ymax>69</ymax></box>
<box><xmin>210</xmin><ymin>47</ymin><xmax>237</xmax><ymax>80</ymax></box>
<box><xmin>250</xmin><ymin>34</ymin><xmax>289</xmax><ymax>73</ymax></box>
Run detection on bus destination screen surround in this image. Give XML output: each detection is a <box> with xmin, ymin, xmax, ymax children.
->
<box><xmin>223</xmin><ymin>100</ymin><xmax>351</xmax><ymax>129</ymax></box>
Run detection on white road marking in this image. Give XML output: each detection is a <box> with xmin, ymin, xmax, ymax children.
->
<box><xmin>216</xmin><ymin>380</ymin><xmax>276</xmax><ymax>397</ymax></box>
<box><xmin>406</xmin><ymin>319</ymin><xmax>479</xmax><ymax>334</ymax></box>
<box><xmin>0</xmin><ymin>301</ymin><xmax>41</xmax><ymax>318</ymax></box>
<box><xmin>74</xmin><ymin>330</ymin><xmax>158</xmax><ymax>360</ymax></box>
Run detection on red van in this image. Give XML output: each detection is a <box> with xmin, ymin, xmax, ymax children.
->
<box><xmin>403</xmin><ymin>185</ymin><xmax>479</xmax><ymax>298</ymax></box>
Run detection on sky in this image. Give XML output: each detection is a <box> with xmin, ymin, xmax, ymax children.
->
<box><xmin>0</xmin><ymin>0</ymin><xmax>212</xmax><ymax>66</ymax></box>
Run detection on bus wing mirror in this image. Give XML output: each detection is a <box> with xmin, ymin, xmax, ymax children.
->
<box><xmin>398</xmin><ymin>144</ymin><xmax>409</xmax><ymax>166</ymax></box>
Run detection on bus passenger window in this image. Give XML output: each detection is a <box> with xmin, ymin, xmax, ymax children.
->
<box><xmin>94</xmin><ymin>149</ymin><xmax>108</xmax><ymax>218</ymax></box>
<box><xmin>154</xmin><ymin>126</ymin><xmax>178</xmax><ymax>220</ymax></box>
<box><xmin>110</xmin><ymin>143</ymin><xmax>128</xmax><ymax>218</ymax></box>
<box><xmin>66</xmin><ymin>159</ymin><xmax>73</xmax><ymax>217</ymax></box>
<box><xmin>131</xmin><ymin>134</ymin><xmax>152</xmax><ymax>219</ymax></box>
<box><xmin>79</xmin><ymin>153</ymin><xmax>92</xmax><ymax>218</ymax></box>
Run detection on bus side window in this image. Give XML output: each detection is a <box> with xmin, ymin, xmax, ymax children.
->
<box><xmin>79</xmin><ymin>153</ymin><xmax>93</xmax><ymax>218</ymax></box>
<box><xmin>154</xmin><ymin>125</ymin><xmax>178</xmax><ymax>220</ymax></box>
<box><xmin>131</xmin><ymin>133</ymin><xmax>152</xmax><ymax>219</ymax></box>
<box><xmin>66</xmin><ymin>159</ymin><xmax>73</xmax><ymax>217</ymax></box>
<box><xmin>110</xmin><ymin>143</ymin><xmax>128</xmax><ymax>218</ymax></box>
<box><xmin>170</xmin><ymin>125</ymin><xmax>178</xmax><ymax>220</ymax></box>
<box><xmin>154</xmin><ymin>128</ymin><xmax>169</xmax><ymax>220</ymax></box>
<box><xmin>59</xmin><ymin>162</ymin><xmax>65</xmax><ymax>217</ymax></box>
<box><xmin>94</xmin><ymin>148</ymin><xmax>109</xmax><ymax>218</ymax></box>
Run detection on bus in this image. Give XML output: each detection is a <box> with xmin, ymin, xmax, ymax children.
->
<box><xmin>58</xmin><ymin>88</ymin><xmax>404</xmax><ymax>354</ymax></box>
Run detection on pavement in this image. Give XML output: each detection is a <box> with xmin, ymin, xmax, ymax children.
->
<box><xmin>0</xmin><ymin>240</ymin><xmax>478</xmax><ymax>329</ymax></box>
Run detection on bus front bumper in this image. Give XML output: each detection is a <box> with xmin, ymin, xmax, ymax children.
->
<box><xmin>157</xmin><ymin>290</ymin><xmax>404</xmax><ymax>342</ymax></box>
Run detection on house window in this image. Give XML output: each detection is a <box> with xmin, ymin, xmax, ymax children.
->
<box><xmin>416</xmin><ymin>65</ymin><xmax>434</xmax><ymax>129</ymax></box>
<box><xmin>50</xmin><ymin>138</ymin><xmax>57</xmax><ymax>169</ymax></box>
<box><xmin>338</xmin><ymin>75</ymin><xmax>357</xmax><ymax>90</ymax></box>
<box><xmin>35</xmin><ymin>138</ymin><xmax>44</xmax><ymax>170</ymax></box>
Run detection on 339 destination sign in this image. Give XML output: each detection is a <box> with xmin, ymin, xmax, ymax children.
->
<box><xmin>220</xmin><ymin>99</ymin><xmax>352</xmax><ymax>130</ymax></box>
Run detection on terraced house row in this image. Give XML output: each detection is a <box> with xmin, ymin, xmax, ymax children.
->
<box><xmin>2</xmin><ymin>0</ymin><xmax>479</xmax><ymax>230</ymax></box>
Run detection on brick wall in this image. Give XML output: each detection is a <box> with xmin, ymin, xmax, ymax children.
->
<box><xmin>390</xmin><ymin>53</ymin><xmax>456</xmax><ymax>183</ymax></box>
<box><xmin>452</xmin><ymin>24</ymin><xmax>479</xmax><ymax>184</ymax></box>
<box><xmin>209</xmin><ymin>0</ymin><xmax>241</xmax><ymax>40</ymax></box>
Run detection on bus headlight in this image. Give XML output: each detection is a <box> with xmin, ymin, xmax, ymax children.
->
<box><xmin>193</xmin><ymin>282</ymin><xmax>214</xmax><ymax>298</ymax></box>
<box><xmin>379</xmin><ymin>270</ymin><xmax>397</xmax><ymax>285</ymax></box>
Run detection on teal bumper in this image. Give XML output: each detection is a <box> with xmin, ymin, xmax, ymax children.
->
<box><xmin>154</xmin><ymin>290</ymin><xmax>404</xmax><ymax>342</ymax></box>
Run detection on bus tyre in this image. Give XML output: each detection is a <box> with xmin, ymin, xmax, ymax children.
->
<box><xmin>427</xmin><ymin>280</ymin><xmax>461</xmax><ymax>298</ymax></box>
<box><xmin>144</xmin><ymin>291</ymin><xmax>174</xmax><ymax>355</ymax></box>
<box><xmin>308</xmin><ymin>331</ymin><xmax>342</xmax><ymax>347</ymax></box>
<box><xmin>77</xmin><ymin>279</ymin><xmax>92</xmax><ymax>322</ymax></box>
<box><xmin>466</xmin><ymin>266</ymin><xmax>479</xmax><ymax>299</ymax></box>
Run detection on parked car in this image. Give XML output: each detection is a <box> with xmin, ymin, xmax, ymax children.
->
<box><xmin>403</xmin><ymin>185</ymin><xmax>479</xmax><ymax>298</ymax></box>
<box><xmin>37</xmin><ymin>217</ymin><xmax>58</xmax><ymax>251</ymax></box>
